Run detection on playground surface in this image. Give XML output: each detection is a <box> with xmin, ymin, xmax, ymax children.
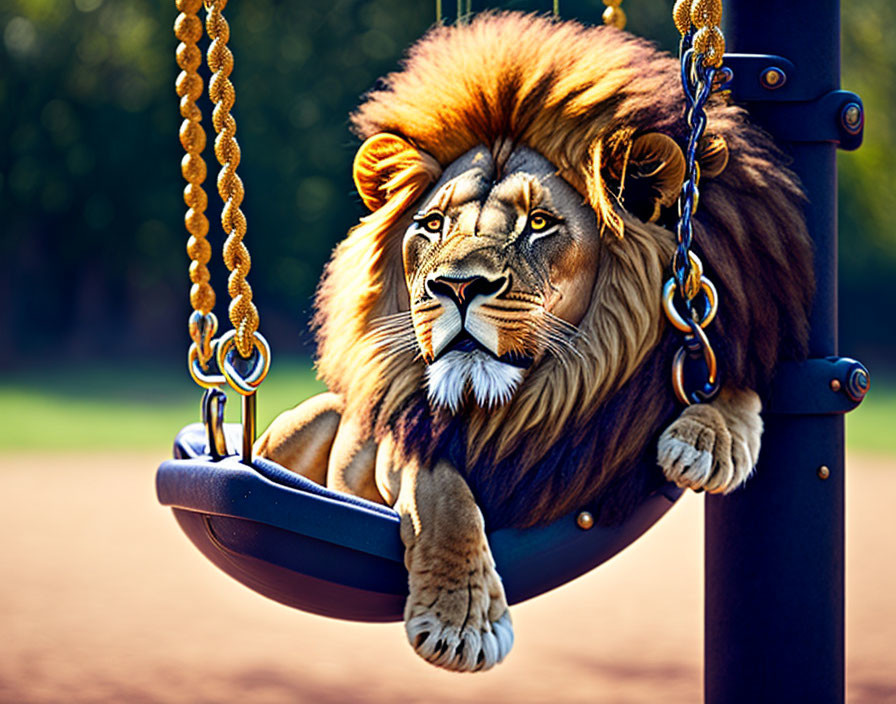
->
<box><xmin>1</xmin><ymin>450</ymin><xmax>893</xmax><ymax>704</ymax></box>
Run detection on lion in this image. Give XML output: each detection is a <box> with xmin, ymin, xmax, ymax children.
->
<box><xmin>256</xmin><ymin>13</ymin><xmax>813</xmax><ymax>672</ymax></box>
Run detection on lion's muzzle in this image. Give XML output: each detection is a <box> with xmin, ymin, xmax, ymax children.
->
<box><xmin>421</xmin><ymin>270</ymin><xmax>510</xmax><ymax>362</ymax></box>
<box><xmin>418</xmin><ymin>271</ymin><xmax>533</xmax><ymax>411</ymax></box>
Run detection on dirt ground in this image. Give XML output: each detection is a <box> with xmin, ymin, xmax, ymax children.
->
<box><xmin>1</xmin><ymin>450</ymin><xmax>893</xmax><ymax>704</ymax></box>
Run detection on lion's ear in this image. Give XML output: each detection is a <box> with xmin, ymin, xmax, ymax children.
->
<box><xmin>607</xmin><ymin>132</ymin><xmax>686</xmax><ymax>223</ymax></box>
<box><xmin>353</xmin><ymin>133</ymin><xmax>442</xmax><ymax>212</ymax></box>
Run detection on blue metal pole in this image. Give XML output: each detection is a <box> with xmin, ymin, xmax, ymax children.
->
<box><xmin>706</xmin><ymin>2</ymin><xmax>845</xmax><ymax>702</ymax></box>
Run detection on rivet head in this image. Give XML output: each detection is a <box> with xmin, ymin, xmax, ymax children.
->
<box><xmin>830</xmin><ymin>379</ymin><xmax>842</xmax><ymax>392</ymax></box>
<box><xmin>817</xmin><ymin>465</ymin><xmax>831</xmax><ymax>480</ymax></box>
<box><xmin>841</xmin><ymin>102</ymin><xmax>863</xmax><ymax>135</ymax></box>
<box><xmin>576</xmin><ymin>511</ymin><xmax>594</xmax><ymax>530</ymax></box>
<box><xmin>760</xmin><ymin>67</ymin><xmax>787</xmax><ymax>90</ymax></box>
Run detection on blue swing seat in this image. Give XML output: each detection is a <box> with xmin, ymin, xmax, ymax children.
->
<box><xmin>156</xmin><ymin>423</ymin><xmax>682</xmax><ymax>622</ymax></box>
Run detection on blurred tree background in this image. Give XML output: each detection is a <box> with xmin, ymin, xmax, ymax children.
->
<box><xmin>0</xmin><ymin>0</ymin><xmax>892</xmax><ymax>372</ymax></box>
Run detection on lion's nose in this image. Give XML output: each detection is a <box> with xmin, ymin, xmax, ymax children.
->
<box><xmin>426</xmin><ymin>274</ymin><xmax>508</xmax><ymax>310</ymax></box>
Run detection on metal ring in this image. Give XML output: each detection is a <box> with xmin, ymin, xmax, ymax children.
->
<box><xmin>663</xmin><ymin>275</ymin><xmax>718</xmax><ymax>333</ymax></box>
<box><xmin>216</xmin><ymin>330</ymin><xmax>271</xmax><ymax>396</ymax></box>
<box><xmin>188</xmin><ymin>340</ymin><xmax>226</xmax><ymax>388</ymax></box>
<box><xmin>188</xmin><ymin>311</ymin><xmax>219</xmax><ymax>365</ymax></box>
<box><xmin>671</xmin><ymin>324</ymin><xmax>719</xmax><ymax>406</ymax></box>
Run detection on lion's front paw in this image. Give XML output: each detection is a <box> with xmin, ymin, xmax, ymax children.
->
<box><xmin>658</xmin><ymin>402</ymin><xmax>757</xmax><ymax>493</ymax></box>
<box><xmin>404</xmin><ymin>546</ymin><xmax>513</xmax><ymax>672</ymax></box>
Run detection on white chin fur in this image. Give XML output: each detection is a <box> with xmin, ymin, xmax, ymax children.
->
<box><xmin>426</xmin><ymin>350</ymin><xmax>523</xmax><ymax>413</ymax></box>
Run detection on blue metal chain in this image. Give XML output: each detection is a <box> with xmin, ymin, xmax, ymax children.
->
<box><xmin>675</xmin><ymin>39</ymin><xmax>716</xmax><ymax>310</ymax></box>
<box><xmin>663</xmin><ymin>31</ymin><xmax>722</xmax><ymax>405</ymax></box>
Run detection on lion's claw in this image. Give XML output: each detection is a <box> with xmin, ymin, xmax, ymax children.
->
<box><xmin>404</xmin><ymin>557</ymin><xmax>513</xmax><ymax>673</ymax></box>
<box><xmin>406</xmin><ymin>609</ymin><xmax>512</xmax><ymax>672</ymax></box>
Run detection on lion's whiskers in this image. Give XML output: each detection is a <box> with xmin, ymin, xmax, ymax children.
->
<box><xmin>364</xmin><ymin>307</ymin><xmax>585</xmax><ymax>373</ymax></box>
<box><xmin>364</xmin><ymin>311</ymin><xmax>421</xmax><ymax>359</ymax></box>
<box><xmin>368</xmin><ymin>310</ymin><xmax>415</xmax><ymax>330</ymax></box>
<box><xmin>528</xmin><ymin>312</ymin><xmax>586</xmax><ymax>372</ymax></box>
<box><xmin>542</xmin><ymin>311</ymin><xmax>582</xmax><ymax>338</ymax></box>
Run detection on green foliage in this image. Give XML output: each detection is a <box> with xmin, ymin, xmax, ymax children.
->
<box><xmin>2</xmin><ymin>0</ymin><xmax>180</xmax><ymax>358</ymax></box>
<box><xmin>0</xmin><ymin>0</ymin><xmax>436</xmax><ymax>362</ymax></box>
<box><xmin>839</xmin><ymin>0</ymin><xmax>896</xmax><ymax>368</ymax></box>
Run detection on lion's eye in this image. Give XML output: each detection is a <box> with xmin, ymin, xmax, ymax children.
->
<box><xmin>527</xmin><ymin>211</ymin><xmax>559</xmax><ymax>234</ymax></box>
<box><xmin>418</xmin><ymin>212</ymin><xmax>445</xmax><ymax>233</ymax></box>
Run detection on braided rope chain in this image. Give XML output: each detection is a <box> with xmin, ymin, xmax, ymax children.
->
<box><xmin>174</xmin><ymin>0</ymin><xmax>270</xmax><ymax>465</ymax></box>
<box><xmin>176</xmin><ymin>0</ymin><xmax>225</xmax><ymax>389</ymax></box>
<box><xmin>205</xmin><ymin>0</ymin><xmax>260</xmax><ymax>362</ymax></box>
<box><xmin>664</xmin><ymin>0</ymin><xmax>725</xmax><ymax>405</ymax></box>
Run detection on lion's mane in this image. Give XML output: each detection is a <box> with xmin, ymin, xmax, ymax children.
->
<box><xmin>313</xmin><ymin>13</ymin><xmax>813</xmax><ymax>529</ymax></box>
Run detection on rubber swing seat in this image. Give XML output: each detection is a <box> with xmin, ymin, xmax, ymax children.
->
<box><xmin>156</xmin><ymin>423</ymin><xmax>682</xmax><ymax>622</ymax></box>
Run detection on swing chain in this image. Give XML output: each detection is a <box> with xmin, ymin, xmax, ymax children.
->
<box><xmin>174</xmin><ymin>0</ymin><xmax>270</xmax><ymax>463</ymax></box>
<box><xmin>174</xmin><ymin>0</ymin><xmax>270</xmax><ymax>395</ymax></box>
<box><xmin>674</xmin><ymin>0</ymin><xmax>725</xmax><ymax>68</ymax></box>
<box><xmin>205</xmin><ymin>0</ymin><xmax>265</xmax><ymax>369</ymax></box>
<box><xmin>176</xmin><ymin>0</ymin><xmax>217</xmax><ymax>375</ymax></box>
<box><xmin>664</xmin><ymin>0</ymin><xmax>725</xmax><ymax>405</ymax></box>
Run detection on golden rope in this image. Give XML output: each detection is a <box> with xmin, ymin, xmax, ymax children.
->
<box><xmin>673</xmin><ymin>0</ymin><xmax>692</xmax><ymax>35</ymax></box>
<box><xmin>673</xmin><ymin>0</ymin><xmax>725</xmax><ymax>68</ymax></box>
<box><xmin>175</xmin><ymin>0</ymin><xmax>216</xmax><ymax>368</ymax></box>
<box><xmin>602</xmin><ymin>0</ymin><xmax>626</xmax><ymax>30</ymax></box>
<box><xmin>206</xmin><ymin>0</ymin><xmax>259</xmax><ymax>360</ymax></box>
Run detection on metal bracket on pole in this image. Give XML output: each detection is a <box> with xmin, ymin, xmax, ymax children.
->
<box><xmin>765</xmin><ymin>357</ymin><xmax>871</xmax><ymax>415</ymax></box>
<box><xmin>718</xmin><ymin>54</ymin><xmax>801</xmax><ymax>99</ymax></box>
<box><xmin>722</xmin><ymin>54</ymin><xmax>864</xmax><ymax>150</ymax></box>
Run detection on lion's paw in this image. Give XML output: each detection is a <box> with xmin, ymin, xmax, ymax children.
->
<box><xmin>658</xmin><ymin>403</ymin><xmax>757</xmax><ymax>494</ymax></box>
<box><xmin>404</xmin><ymin>554</ymin><xmax>513</xmax><ymax>672</ymax></box>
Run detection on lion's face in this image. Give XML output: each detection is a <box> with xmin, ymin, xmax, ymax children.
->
<box><xmin>402</xmin><ymin>145</ymin><xmax>600</xmax><ymax>411</ymax></box>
